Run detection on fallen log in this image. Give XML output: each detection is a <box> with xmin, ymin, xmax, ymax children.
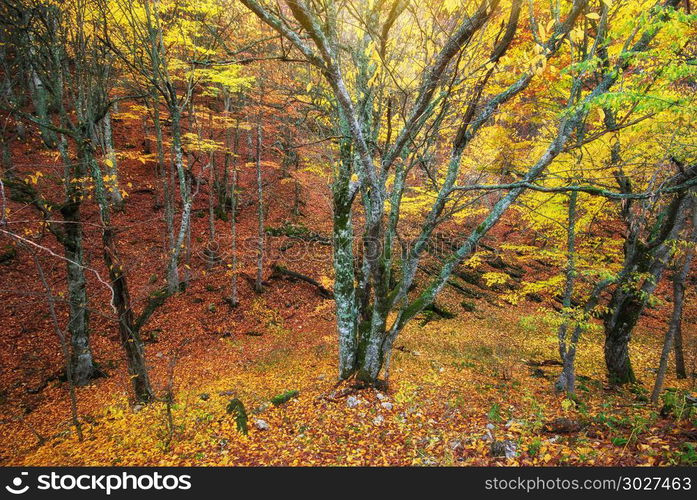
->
<box><xmin>266</xmin><ymin>222</ymin><xmax>331</xmax><ymax>245</ymax></box>
<box><xmin>418</xmin><ymin>264</ymin><xmax>486</xmax><ymax>297</ymax></box>
<box><xmin>270</xmin><ymin>264</ymin><xmax>333</xmax><ymax>299</ymax></box>
<box><xmin>526</xmin><ymin>359</ymin><xmax>563</xmax><ymax>367</ymax></box>
<box><xmin>423</xmin><ymin>302</ymin><xmax>456</xmax><ymax>319</ymax></box>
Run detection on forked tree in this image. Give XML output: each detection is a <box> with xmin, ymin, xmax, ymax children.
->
<box><xmin>239</xmin><ymin>0</ymin><xmax>687</xmax><ymax>385</ymax></box>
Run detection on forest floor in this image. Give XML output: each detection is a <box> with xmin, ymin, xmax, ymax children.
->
<box><xmin>1</xmin><ymin>294</ymin><xmax>696</xmax><ymax>466</ymax></box>
<box><xmin>1</xmin><ymin>110</ymin><xmax>696</xmax><ymax>466</ymax></box>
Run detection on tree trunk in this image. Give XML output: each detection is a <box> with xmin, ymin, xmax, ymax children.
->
<box><xmin>228</xmin><ymin>119</ymin><xmax>240</xmax><ymax>307</ymax></box>
<box><xmin>604</xmin><ymin>192</ymin><xmax>691</xmax><ymax>385</ymax></box>
<box><xmin>27</xmin><ymin>64</ymin><xmax>56</xmax><ymax>148</ymax></box>
<box><xmin>207</xmin><ymin>127</ymin><xmax>216</xmax><ymax>249</ymax></box>
<box><xmin>33</xmin><ymin>253</ymin><xmax>82</xmax><ymax>441</ymax></box>
<box><xmin>166</xmin><ymin>106</ymin><xmax>192</xmax><ymax>294</ymax></box>
<box><xmin>104</xmin><ymin>223</ymin><xmax>154</xmax><ymax>403</ymax></box>
<box><xmin>651</xmin><ymin>203</ymin><xmax>695</xmax><ymax>403</ymax></box>
<box><xmin>101</xmin><ymin>110</ymin><xmax>123</xmax><ymax>207</ymax></box>
<box><xmin>254</xmin><ymin>122</ymin><xmax>264</xmax><ymax>293</ymax></box>
<box><xmin>674</xmin><ymin>321</ymin><xmax>687</xmax><ymax>379</ymax></box>
<box><xmin>59</xmin><ymin>135</ymin><xmax>95</xmax><ymax>386</ymax></box>
<box><xmin>151</xmin><ymin>96</ymin><xmax>175</xmax><ymax>265</ymax></box>
<box><xmin>84</xmin><ymin>140</ymin><xmax>154</xmax><ymax>403</ymax></box>
<box><xmin>555</xmin><ymin>191</ymin><xmax>578</xmax><ymax>393</ymax></box>
<box><xmin>63</xmin><ymin>204</ymin><xmax>95</xmax><ymax>386</ymax></box>
<box><xmin>332</xmin><ymin>128</ymin><xmax>358</xmax><ymax>379</ymax></box>
<box><xmin>604</xmin><ymin>290</ymin><xmax>640</xmax><ymax>384</ymax></box>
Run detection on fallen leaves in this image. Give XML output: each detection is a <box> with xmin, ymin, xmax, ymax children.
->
<box><xmin>2</xmin><ymin>297</ymin><xmax>693</xmax><ymax>466</ymax></box>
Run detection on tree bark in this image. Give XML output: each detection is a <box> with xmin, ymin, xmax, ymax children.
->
<box><xmin>332</xmin><ymin>126</ymin><xmax>358</xmax><ymax>379</ymax></box>
<box><xmin>254</xmin><ymin>122</ymin><xmax>264</xmax><ymax>293</ymax></box>
<box><xmin>555</xmin><ymin>191</ymin><xmax>578</xmax><ymax>393</ymax></box>
<box><xmin>84</xmin><ymin>139</ymin><xmax>154</xmax><ymax>403</ymax></box>
<box><xmin>32</xmin><ymin>252</ymin><xmax>82</xmax><ymax>440</ymax></box>
<box><xmin>674</xmin><ymin>320</ymin><xmax>687</xmax><ymax>379</ymax></box>
<box><xmin>101</xmin><ymin>110</ymin><xmax>123</xmax><ymax>207</ymax></box>
<box><xmin>651</xmin><ymin>201</ymin><xmax>695</xmax><ymax>403</ymax></box>
<box><xmin>26</xmin><ymin>59</ymin><xmax>56</xmax><ymax>148</ymax></box>
<box><xmin>604</xmin><ymin>187</ymin><xmax>693</xmax><ymax>385</ymax></box>
<box><xmin>166</xmin><ymin>106</ymin><xmax>192</xmax><ymax>294</ymax></box>
<box><xmin>58</xmin><ymin>135</ymin><xmax>95</xmax><ymax>386</ymax></box>
<box><xmin>229</xmin><ymin>117</ymin><xmax>239</xmax><ymax>307</ymax></box>
<box><xmin>62</xmin><ymin>200</ymin><xmax>94</xmax><ymax>386</ymax></box>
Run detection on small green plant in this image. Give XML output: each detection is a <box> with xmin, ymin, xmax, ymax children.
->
<box><xmin>630</xmin><ymin>384</ymin><xmax>649</xmax><ymax>403</ymax></box>
<box><xmin>677</xmin><ymin>443</ymin><xmax>697</xmax><ymax>466</ymax></box>
<box><xmin>226</xmin><ymin>398</ymin><xmax>248</xmax><ymax>434</ymax></box>
<box><xmin>522</xmin><ymin>394</ymin><xmax>547</xmax><ymax>432</ymax></box>
<box><xmin>661</xmin><ymin>389</ymin><xmax>695</xmax><ymax>421</ymax></box>
<box><xmin>594</xmin><ymin>412</ymin><xmax>629</xmax><ymax>431</ymax></box>
<box><xmin>611</xmin><ymin>437</ymin><xmax>628</xmax><ymax>447</ymax></box>
<box><xmin>629</xmin><ymin>413</ymin><xmax>654</xmax><ymax>440</ymax></box>
<box><xmin>487</xmin><ymin>402</ymin><xmax>502</xmax><ymax>423</ymax></box>
<box><xmin>527</xmin><ymin>438</ymin><xmax>542</xmax><ymax>457</ymax></box>
<box><xmin>561</xmin><ymin>398</ymin><xmax>576</xmax><ymax>413</ymax></box>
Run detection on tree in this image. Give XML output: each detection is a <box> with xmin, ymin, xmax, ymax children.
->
<box><xmin>239</xmin><ymin>0</ymin><xmax>688</xmax><ymax>385</ymax></box>
<box><xmin>603</xmin><ymin>165</ymin><xmax>696</xmax><ymax>384</ymax></box>
<box><xmin>2</xmin><ymin>0</ymin><xmax>167</xmax><ymax>401</ymax></box>
<box><xmin>100</xmin><ymin>0</ymin><xmax>236</xmax><ymax>293</ymax></box>
<box><xmin>1</xmin><ymin>0</ymin><xmax>98</xmax><ymax>385</ymax></box>
<box><xmin>651</xmin><ymin>197</ymin><xmax>696</xmax><ymax>403</ymax></box>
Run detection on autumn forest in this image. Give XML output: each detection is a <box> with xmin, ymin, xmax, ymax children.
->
<box><xmin>0</xmin><ymin>0</ymin><xmax>696</xmax><ymax>467</ymax></box>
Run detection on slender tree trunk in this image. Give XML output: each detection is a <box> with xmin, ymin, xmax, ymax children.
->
<box><xmin>103</xmin><ymin>222</ymin><xmax>154</xmax><ymax>403</ymax></box>
<box><xmin>101</xmin><ymin>110</ymin><xmax>123</xmax><ymax>207</ymax></box>
<box><xmin>142</xmin><ymin>115</ymin><xmax>152</xmax><ymax>155</ymax></box>
<box><xmin>555</xmin><ymin>191</ymin><xmax>578</xmax><ymax>393</ymax></box>
<box><xmin>166</xmin><ymin>106</ymin><xmax>192</xmax><ymax>294</ymax></box>
<box><xmin>33</xmin><ymin>252</ymin><xmax>82</xmax><ymax>440</ymax></box>
<box><xmin>229</xmin><ymin>119</ymin><xmax>240</xmax><ymax>307</ymax></box>
<box><xmin>206</xmin><ymin>118</ymin><xmax>216</xmax><ymax>246</ymax></box>
<box><xmin>674</xmin><ymin>321</ymin><xmax>687</xmax><ymax>379</ymax></box>
<box><xmin>206</xmin><ymin>152</ymin><xmax>215</xmax><ymax>244</ymax></box>
<box><xmin>208</xmin><ymin>110</ymin><xmax>226</xmax><ymax>220</ymax></box>
<box><xmin>184</xmin><ymin>206</ymin><xmax>192</xmax><ymax>285</ymax></box>
<box><xmin>182</xmin><ymin>106</ymin><xmax>195</xmax><ymax>287</ymax></box>
<box><xmin>206</xmin><ymin>158</ymin><xmax>217</xmax><ymax>268</ymax></box>
<box><xmin>0</xmin><ymin>126</ymin><xmax>13</xmax><ymax>179</ymax></box>
<box><xmin>84</xmin><ymin>140</ymin><xmax>154</xmax><ymax>403</ymax></box>
<box><xmin>0</xmin><ymin>36</ymin><xmax>25</xmax><ymax>141</ymax></box>
<box><xmin>651</xmin><ymin>204</ymin><xmax>696</xmax><ymax>403</ymax></box>
<box><xmin>200</xmin><ymin>112</ymin><xmax>218</xmax><ymax>268</ymax></box>
<box><xmin>152</xmin><ymin>99</ymin><xmax>175</xmax><ymax>272</ymax></box>
<box><xmin>26</xmin><ymin>64</ymin><xmax>56</xmax><ymax>148</ymax></box>
<box><xmin>254</xmin><ymin>122</ymin><xmax>264</xmax><ymax>293</ymax></box>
